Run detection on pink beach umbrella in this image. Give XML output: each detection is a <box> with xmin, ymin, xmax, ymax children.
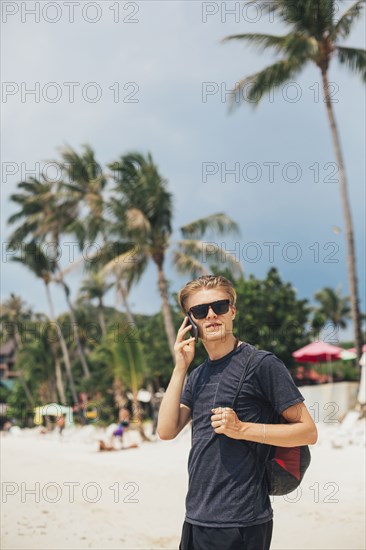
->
<box><xmin>292</xmin><ymin>341</ymin><xmax>343</xmax><ymax>363</ymax></box>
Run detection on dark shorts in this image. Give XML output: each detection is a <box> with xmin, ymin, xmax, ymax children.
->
<box><xmin>179</xmin><ymin>519</ymin><xmax>273</xmax><ymax>550</ymax></box>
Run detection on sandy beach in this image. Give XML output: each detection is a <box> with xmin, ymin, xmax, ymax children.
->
<box><xmin>1</xmin><ymin>418</ymin><xmax>365</xmax><ymax>550</ymax></box>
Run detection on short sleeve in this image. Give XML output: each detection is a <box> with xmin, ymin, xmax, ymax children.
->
<box><xmin>254</xmin><ymin>354</ymin><xmax>305</xmax><ymax>415</ymax></box>
<box><xmin>180</xmin><ymin>372</ymin><xmax>194</xmax><ymax>410</ymax></box>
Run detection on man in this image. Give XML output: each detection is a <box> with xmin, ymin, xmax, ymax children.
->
<box><xmin>157</xmin><ymin>275</ymin><xmax>317</xmax><ymax>550</ymax></box>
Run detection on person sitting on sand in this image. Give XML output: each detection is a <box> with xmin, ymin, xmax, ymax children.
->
<box><xmin>98</xmin><ymin>407</ymin><xmax>138</xmax><ymax>452</ymax></box>
<box><xmin>110</xmin><ymin>407</ymin><xmax>130</xmax><ymax>446</ymax></box>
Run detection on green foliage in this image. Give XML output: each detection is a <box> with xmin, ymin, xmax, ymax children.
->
<box><xmin>6</xmin><ymin>381</ymin><xmax>32</xmax><ymax>426</ymax></box>
<box><xmin>5</xmin><ymin>141</ymin><xmax>363</xmax><ymax>411</ymax></box>
<box><xmin>311</xmin><ymin>359</ymin><xmax>359</xmax><ymax>383</ymax></box>
<box><xmin>1</xmin><ymin>268</ymin><xmax>360</xmax><ymax>421</ymax></box>
<box><xmin>4</xmin><ymin>320</ymin><xmax>60</xmax><ymax>426</ymax></box>
<box><xmin>233</xmin><ymin>268</ymin><xmax>310</xmax><ymax>366</ymax></box>
<box><xmin>311</xmin><ymin>286</ymin><xmax>351</xmax><ymax>330</ymax></box>
<box><xmin>90</xmin><ymin>320</ymin><xmax>148</xmax><ymax>393</ymax></box>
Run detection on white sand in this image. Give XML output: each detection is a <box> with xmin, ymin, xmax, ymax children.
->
<box><xmin>1</xmin><ymin>418</ymin><xmax>365</xmax><ymax>550</ymax></box>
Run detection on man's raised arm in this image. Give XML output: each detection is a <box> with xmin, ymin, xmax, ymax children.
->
<box><xmin>157</xmin><ymin>317</ymin><xmax>195</xmax><ymax>440</ymax></box>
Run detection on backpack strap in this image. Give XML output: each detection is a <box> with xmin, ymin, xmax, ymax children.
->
<box><xmin>231</xmin><ymin>348</ymin><xmax>257</xmax><ymax>408</ymax></box>
<box><xmin>233</xmin><ymin>349</ymin><xmax>279</xmax><ymax>471</ymax></box>
<box><xmin>232</xmin><ymin>348</ymin><xmax>273</xmax><ymax>409</ymax></box>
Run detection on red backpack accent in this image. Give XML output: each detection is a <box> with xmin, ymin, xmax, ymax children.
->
<box><xmin>232</xmin><ymin>349</ymin><xmax>311</xmax><ymax>496</ymax></box>
<box><xmin>273</xmin><ymin>446</ymin><xmax>301</xmax><ymax>480</ymax></box>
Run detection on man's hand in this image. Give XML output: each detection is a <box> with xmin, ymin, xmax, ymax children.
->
<box><xmin>210</xmin><ymin>407</ymin><xmax>243</xmax><ymax>440</ymax></box>
<box><xmin>174</xmin><ymin>316</ymin><xmax>196</xmax><ymax>371</ymax></box>
<box><xmin>211</xmin><ymin>403</ymin><xmax>318</xmax><ymax>446</ymax></box>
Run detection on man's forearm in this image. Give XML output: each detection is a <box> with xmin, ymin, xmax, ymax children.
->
<box><xmin>157</xmin><ymin>367</ymin><xmax>187</xmax><ymax>439</ymax></box>
<box><xmin>239</xmin><ymin>421</ymin><xmax>317</xmax><ymax>447</ymax></box>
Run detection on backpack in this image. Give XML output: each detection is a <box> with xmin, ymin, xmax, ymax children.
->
<box><xmin>232</xmin><ymin>348</ymin><xmax>311</xmax><ymax>496</ymax></box>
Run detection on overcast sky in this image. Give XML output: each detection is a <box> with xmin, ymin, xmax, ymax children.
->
<box><xmin>2</xmin><ymin>1</ymin><xmax>365</xmax><ymax>342</ymax></box>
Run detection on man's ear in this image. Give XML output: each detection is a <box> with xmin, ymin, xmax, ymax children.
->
<box><xmin>231</xmin><ymin>305</ymin><xmax>236</xmax><ymax>320</ymax></box>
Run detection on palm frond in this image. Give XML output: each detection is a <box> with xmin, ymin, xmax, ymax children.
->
<box><xmin>57</xmin><ymin>144</ymin><xmax>103</xmax><ymax>187</ymax></box>
<box><xmin>180</xmin><ymin>213</ymin><xmax>240</xmax><ymax>239</ymax></box>
<box><xmin>336</xmin><ymin>46</ymin><xmax>366</xmax><ymax>81</ymax></box>
<box><xmin>10</xmin><ymin>241</ymin><xmax>57</xmax><ymax>282</ymax></box>
<box><xmin>332</xmin><ymin>0</ymin><xmax>365</xmax><ymax>39</ymax></box>
<box><xmin>125</xmin><ymin>208</ymin><xmax>151</xmax><ymax>236</ymax></box>
<box><xmin>250</xmin><ymin>0</ymin><xmax>336</xmax><ymax>35</ymax></box>
<box><xmin>222</xmin><ymin>32</ymin><xmax>289</xmax><ymax>52</ymax></box>
<box><xmin>228</xmin><ymin>57</ymin><xmax>307</xmax><ymax>109</ymax></box>
<box><xmin>54</xmin><ymin>254</ymin><xmax>86</xmax><ymax>281</ymax></box>
<box><xmin>93</xmin><ymin>331</ymin><xmax>147</xmax><ymax>390</ymax></box>
<box><xmin>174</xmin><ymin>239</ymin><xmax>243</xmax><ymax>278</ymax></box>
<box><xmin>100</xmin><ymin>244</ymin><xmax>149</xmax><ymax>280</ymax></box>
<box><xmin>108</xmin><ymin>152</ymin><xmax>173</xmax><ymax>238</ymax></box>
<box><xmin>78</xmin><ymin>272</ymin><xmax>114</xmax><ymax>301</ymax></box>
<box><xmin>223</xmin><ymin>31</ymin><xmax>318</xmax><ymax>60</ymax></box>
<box><xmin>112</xmin><ymin>252</ymin><xmax>149</xmax><ymax>292</ymax></box>
<box><xmin>172</xmin><ymin>251</ymin><xmax>210</xmax><ymax>278</ymax></box>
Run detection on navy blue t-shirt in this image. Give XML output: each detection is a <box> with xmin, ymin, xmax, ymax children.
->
<box><xmin>180</xmin><ymin>342</ymin><xmax>305</xmax><ymax>528</ymax></box>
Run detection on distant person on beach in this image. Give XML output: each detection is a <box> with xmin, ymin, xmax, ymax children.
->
<box><xmin>0</xmin><ymin>419</ymin><xmax>12</xmax><ymax>435</ymax></box>
<box><xmin>56</xmin><ymin>415</ymin><xmax>65</xmax><ymax>436</ymax></box>
<box><xmin>157</xmin><ymin>275</ymin><xmax>317</xmax><ymax>550</ymax></box>
<box><xmin>111</xmin><ymin>407</ymin><xmax>131</xmax><ymax>446</ymax></box>
<box><xmin>99</xmin><ymin>407</ymin><xmax>138</xmax><ymax>452</ymax></box>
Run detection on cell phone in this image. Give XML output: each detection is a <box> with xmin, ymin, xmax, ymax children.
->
<box><xmin>186</xmin><ymin>313</ymin><xmax>199</xmax><ymax>343</ymax></box>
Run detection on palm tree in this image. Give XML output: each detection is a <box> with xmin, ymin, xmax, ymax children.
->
<box><xmin>55</xmin><ymin>144</ymin><xmax>109</xmax><ymax>244</ymax></box>
<box><xmin>78</xmin><ymin>273</ymin><xmax>113</xmax><ymax>337</ymax></box>
<box><xmin>223</xmin><ymin>0</ymin><xmax>365</xmax><ymax>360</ymax></box>
<box><xmin>92</xmin><ymin>329</ymin><xmax>150</xmax><ymax>441</ymax></box>
<box><xmin>10</xmin><ymin>243</ymin><xmax>75</xmax><ymax>404</ymax></box>
<box><xmin>312</xmin><ymin>285</ymin><xmax>351</xmax><ymax>334</ymax></box>
<box><xmin>8</xmin><ymin>176</ymin><xmax>91</xmax><ymax>378</ymax></box>
<box><xmin>50</xmin><ymin>144</ymin><xmax>139</xmax><ymax>347</ymax></box>
<box><xmin>107</xmin><ymin>152</ymin><xmax>242</xmax><ymax>357</ymax></box>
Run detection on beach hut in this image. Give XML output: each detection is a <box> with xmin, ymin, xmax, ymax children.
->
<box><xmin>34</xmin><ymin>403</ymin><xmax>74</xmax><ymax>428</ymax></box>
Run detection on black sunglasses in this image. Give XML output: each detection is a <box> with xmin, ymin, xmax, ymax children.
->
<box><xmin>188</xmin><ymin>299</ymin><xmax>231</xmax><ymax>319</ymax></box>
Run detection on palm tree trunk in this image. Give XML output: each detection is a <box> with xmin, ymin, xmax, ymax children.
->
<box><xmin>58</xmin><ymin>274</ymin><xmax>91</xmax><ymax>379</ymax></box>
<box><xmin>115</xmin><ymin>285</ymin><xmax>151</xmax><ymax>441</ymax></box>
<box><xmin>54</xmin><ymin>355</ymin><xmax>66</xmax><ymax>405</ymax></box>
<box><xmin>48</xmin><ymin>334</ymin><xmax>66</xmax><ymax>405</ymax></box>
<box><xmin>117</xmin><ymin>280</ymin><xmax>135</xmax><ymax>325</ymax></box>
<box><xmin>98</xmin><ymin>298</ymin><xmax>106</xmax><ymax>337</ymax></box>
<box><xmin>132</xmin><ymin>393</ymin><xmax>150</xmax><ymax>442</ymax></box>
<box><xmin>113</xmin><ymin>378</ymin><xmax>129</xmax><ymax>409</ymax></box>
<box><xmin>124</xmin><ymin>341</ymin><xmax>150</xmax><ymax>441</ymax></box>
<box><xmin>156</xmin><ymin>263</ymin><xmax>176</xmax><ymax>359</ymax></box>
<box><xmin>45</xmin><ymin>282</ymin><xmax>78</xmax><ymax>404</ymax></box>
<box><xmin>13</xmin><ymin>328</ymin><xmax>35</xmax><ymax>408</ymax></box>
<box><xmin>321</xmin><ymin>69</ymin><xmax>362</xmax><ymax>363</ymax></box>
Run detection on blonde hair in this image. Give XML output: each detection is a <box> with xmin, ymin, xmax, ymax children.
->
<box><xmin>178</xmin><ymin>275</ymin><xmax>237</xmax><ymax>312</ymax></box>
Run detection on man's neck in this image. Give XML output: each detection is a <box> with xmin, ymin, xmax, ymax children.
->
<box><xmin>204</xmin><ymin>335</ymin><xmax>240</xmax><ymax>362</ymax></box>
